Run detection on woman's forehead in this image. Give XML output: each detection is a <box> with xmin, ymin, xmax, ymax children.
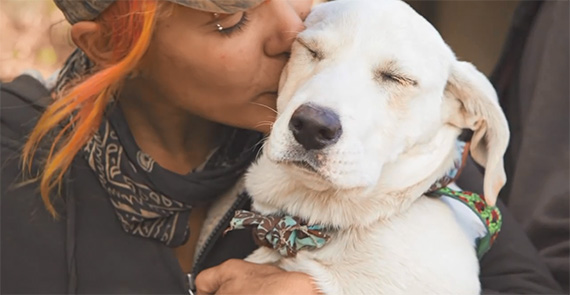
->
<box><xmin>54</xmin><ymin>0</ymin><xmax>266</xmax><ymax>24</ymax></box>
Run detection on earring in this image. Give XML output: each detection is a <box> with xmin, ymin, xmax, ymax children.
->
<box><xmin>213</xmin><ymin>13</ymin><xmax>223</xmax><ymax>31</ymax></box>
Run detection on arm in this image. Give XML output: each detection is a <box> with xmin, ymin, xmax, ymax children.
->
<box><xmin>1</xmin><ymin>75</ymin><xmax>69</xmax><ymax>294</ymax></box>
<box><xmin>457</xmin><ymin>148</ymin><xmax>563</xmax><ymax>294</ymax></box>
<box><xmin>497</xmin><ymin>0</ymin><xmax>569</xmax><ymax>291</ymax></box>
<box><xmin>458</xmin><ymin>159</ymin><xmax>563</xmax><ymax>294</ymax></box>
<box><xmin>479</xmin><ymin>201</ymin><xmax>563</xmax><ymax>294</ymax></box>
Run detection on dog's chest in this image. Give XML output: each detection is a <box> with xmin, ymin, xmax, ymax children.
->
<box><xmin>265</xmin><ymin>197</ymin><xmax>481</xmax><ymax>295</ymax></box>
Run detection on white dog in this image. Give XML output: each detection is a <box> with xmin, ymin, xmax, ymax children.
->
<box><xmin>238</xmin><ymin>0</ymin><xmax>510</xmax><ymax>294</ymax></box>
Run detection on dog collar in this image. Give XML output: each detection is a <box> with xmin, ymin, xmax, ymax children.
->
<box><xmin>426</xmin><ymin>187</ymin><xmax>502</xmax><ymax>258</ymax></box>
<box><xmin>225</xmin><ymin>210</ymin><xmax>330</xmax><ymax>258</ymax></box>
<box><xmin>427</xmin><ymin>133</ymin><xmax>502</xmax><ymax>257</ymax></box>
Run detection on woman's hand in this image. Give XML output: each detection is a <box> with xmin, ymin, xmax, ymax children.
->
<box><xmin>195</xmin><ymin>259</ymin><xmax>321</xmax><ymax>295</ymax></box>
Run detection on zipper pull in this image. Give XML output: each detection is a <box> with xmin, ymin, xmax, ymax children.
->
<box><xmin>187</xmin><ymin>273</ymin><xmax>196</xmax><ymax>295</ymax></box>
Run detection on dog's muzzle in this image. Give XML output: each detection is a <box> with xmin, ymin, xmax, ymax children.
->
<box><xmin>288</xmin><ymin>103</ymin><xmax>342</xmax><ymax>150</ymax></box>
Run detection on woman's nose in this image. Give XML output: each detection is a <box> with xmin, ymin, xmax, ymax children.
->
<box><xmin>263</xmin><ymin>1</ymin><xmax>306</xmax><ymax>57</ymax></box>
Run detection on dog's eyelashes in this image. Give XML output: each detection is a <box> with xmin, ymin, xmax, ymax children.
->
<box><xmin>296</xmin><ymin>38</ymin><xmax>323</xmax><ymax>60</ymax></box>
<box><xmin>381</xmin><ymin>72</ymin><xmax>402</xmax><ymax>83</ymax></box>
<box><xmin>376</xmin><ymin>71</ymin><xmax>418</xmax><ymax>87</ymax></box>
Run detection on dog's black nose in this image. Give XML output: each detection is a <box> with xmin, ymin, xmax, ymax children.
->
<box><xmin>289</xmin><ymin>104</ymin><xmax>342</xmax><ymax>150</ymax></box>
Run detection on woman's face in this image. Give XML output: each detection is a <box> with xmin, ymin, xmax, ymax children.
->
<box><xmin>137</xmin><ymin>0</ymin><xmax>313</xmax><ymax>133</ymax></box>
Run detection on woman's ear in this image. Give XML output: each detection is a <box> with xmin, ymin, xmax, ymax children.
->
<box><xmin>70</xmin><ymin>21</ymin><xmax>114</xmax><ymax>66</ymax></box>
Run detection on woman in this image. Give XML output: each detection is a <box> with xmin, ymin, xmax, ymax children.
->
<box><xmin>0</xmin><ymin>0</ymin><xmax>563</xmax><ymax>294</ymax></box>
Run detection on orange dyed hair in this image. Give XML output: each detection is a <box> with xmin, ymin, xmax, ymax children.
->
<box><xmin>22</xmin><ymin>0</ymin><xmax>159</xmax><ymax>217</ymax></box>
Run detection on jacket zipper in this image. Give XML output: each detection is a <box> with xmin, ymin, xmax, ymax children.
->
<box><xmin>186</xmin><ymin>192</ymin><xmax>249</xmax><ymax>293</ymax></box>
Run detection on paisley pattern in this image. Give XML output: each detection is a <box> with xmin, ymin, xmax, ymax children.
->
<box><xmin>81</xmin><ymin>106</ymin><xmax>262</xmax><ymax>247</ymax></box>
<box><xmin>225</xmin><ymin>210</ymin><xmax>330</xmax><ymax>257</ymax></box>
<box><xmin>53</xmin><ymin>49</ymin><xmax>93</xmax><ymax>94</ymax></box>
<box><xmin>136</xmin><ymin>150</ymin><xmax>155</xmax><ymax>172</ymax></box>
<box><xmin>84</xmin><ymin>120</ymin><xmax>192</xmax><ymax>246</ymax></box>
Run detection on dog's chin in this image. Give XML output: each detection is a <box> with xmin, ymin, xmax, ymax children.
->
<box><xmin>266</xmin><ymin>143</ymin><xmax>381</xmax><ymax>191</ymax></box>
<box><xmin>274</xmin><ymin>160</ymin><xmax>334</xmax><ymax>191</ymax></box>
<box><xmin>269</xmin><ymin>158</ymin><xmax>377</xmax><ymax>194</ymax></box>
<box><xmin>289</xmin><ymin>160</ymin><xmax>319</xmax><ymax>174</ymax></box>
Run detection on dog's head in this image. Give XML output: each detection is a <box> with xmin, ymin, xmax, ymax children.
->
<box><xmin>251</xmin><ymin>0</ymin><xmax>509</xmax><ymax>225</ymax></box>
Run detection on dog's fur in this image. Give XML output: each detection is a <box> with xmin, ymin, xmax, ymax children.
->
<box><xmin>244</xmin><ymin>0</ymin><xmax>510</xmax><ymax>294</ymax></box>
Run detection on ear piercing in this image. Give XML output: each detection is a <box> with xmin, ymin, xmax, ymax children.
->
<box><xmin>213</xmin><ymin>13</ymin><xmax>223</xmax><ymax>31</ymax></box>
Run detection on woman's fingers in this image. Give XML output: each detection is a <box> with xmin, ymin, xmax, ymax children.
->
<box><xmin>195</xmin><ymin>259</ymin><xmax>301</xmax><ymax>295</ymax></box>
<box><xmin>195</xmin><ymin>259</ymin><xmax>241</xmax><ymax>295</ymax></box>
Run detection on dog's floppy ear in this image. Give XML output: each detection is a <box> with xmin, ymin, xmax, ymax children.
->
<box><xmin>444</xmin><ymin>61</ymin><xmax>510</xmax><ymax>206</ymax></box>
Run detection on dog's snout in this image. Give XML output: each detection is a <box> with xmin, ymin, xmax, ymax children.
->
<box><xmin>288</xmin><ymin>104</ymin><xmax>342</xmax><ymax>150</ymax></box>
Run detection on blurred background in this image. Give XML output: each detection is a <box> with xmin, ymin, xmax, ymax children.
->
<box><xmin>0</xmin><ymin>0</ymin><xmax>75</xmax><ymax>81</ymax></box>
<box><xmin>0</xmin><ymin>0</ymin><xmax>519</xmax><ymax>82</ymax></box>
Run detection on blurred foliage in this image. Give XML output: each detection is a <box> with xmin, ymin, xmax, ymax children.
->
<box><xmin>0</xmin><ymin>0</ymin><xmax>74</xmax><ymax>81</ymax></box>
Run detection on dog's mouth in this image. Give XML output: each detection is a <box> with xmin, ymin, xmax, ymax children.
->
<box><xmin>267</xmin><ymin>144</ymin><xmax>328</xmax><ymax>177</ymax></box>
<box><xmin>271</xmin><ymin>157</ymin><xmax>320</xmax><ymax>175</ymax></box>
<box><xmin>289</xmin><ymin>160</ymin><xmax>318</xmax><ymax>173</ymax></box>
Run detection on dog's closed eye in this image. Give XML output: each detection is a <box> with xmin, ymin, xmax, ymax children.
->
<box><xmin>374</xmin><ymin>61</ymin><xmax>418</xmax><ymax>87</ymax></box>
<box><xmin>374</xmin><ymin>70</ymin><xmax>418</xmax><ymax>87</ymax></box>
<box><xmin>296</xmin><ymin>38</ymin><xmax>323</xmax><ymax>60</ymax></box>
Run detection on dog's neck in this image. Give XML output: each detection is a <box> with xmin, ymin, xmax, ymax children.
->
<box><xmin>245</xmin><ymin>127</ymin><xmax>461</xmax><ymax>230</ymax></box>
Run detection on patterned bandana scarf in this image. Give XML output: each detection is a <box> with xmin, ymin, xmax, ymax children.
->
<box><xmin>83</xmin><ymin>107</ymin><xmax>262</xmax><ymax>247</ymax></box>
<box><xmin>54</xmin><ymin>49</ymin><xmax>92</xmax><ymax>94</ymax></box>
<box><xmin>57</xmin><ymin>49</ymin><xmax>263</xmax><ymax>247</ymax></box>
